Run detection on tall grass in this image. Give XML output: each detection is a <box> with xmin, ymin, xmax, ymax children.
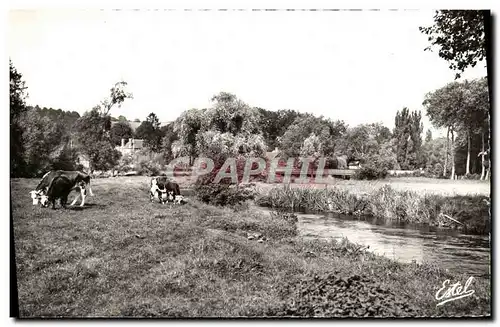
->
<box><xmin>257</xmin><ymin>184</ymin><xmax>491</xmax><ymax>234</ymax></box>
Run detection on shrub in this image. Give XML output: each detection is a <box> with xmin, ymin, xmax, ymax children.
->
<box><xmin>137</xmin><ymin>160</ymin><xmax>162</xmax><ymax>176</ymax></box>
<box><xmin>194</xmin><ymin>183</ymin><xmax>257</xmax><ymax>207</ymax></box>
<box><xmin>355</xmin><ymin>164</ymin><xmax>388</xmax><ymax>180</ymax></box>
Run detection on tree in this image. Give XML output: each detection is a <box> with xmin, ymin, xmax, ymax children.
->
<box><xmin>74</xmin><ymin>81</ymin><xmax>132</xmax><ymax>173</ymax></box>
<box><xmin>160</xmin><ymin>123</ymin><xmax>179</xmax><ymax>162</ymax></box>
<box><xmin>110</xmin><ymin>121</ymin><xmax>134</xmax><ymax>146</ymax></box>
<box><xmin>173</xmin><ymin>108</ymin><xmax>206</xmax><ymax>165</ymax></box>
<box><xmin>423</xmin><ymin>82</ymin><xmax>464</xmax><ymax>179</ymax></box>
<box><xmin>135</xmin><ymin>113</ymin><xmax>163</xmax><ymax>152</ymax></box>
<box><xmin>118</xmin><ymin>115</ymin><xmax>128</xmax><ymax>122</ymax></box>
<box><xmin>424</xmin><ymin>78</ymin><xmax>490</xmax><ymax>179</ymax></box>
<box><xmin>10</xmin><ymin>60</ymin><xmax>29</xmax><ymax>176</ymax></box>
<box><xmin>425</xmin><ymin>130</ymin><xmax>433</xmax><ymax>143</ymax></box>
<box><xmin>75</xmin><ymin>108</ymin><xmax>121</xmax><ymax>172</ymax></box>
<box><xmin>208</xmin><ymin>92</ymin><xmax>261</xmax><ymax>136</ymax></box>
<box><xmin>134</xmin><ymin>118</ymin><xmax>141</xmax><ymax>122</ymax></box>
<box><xmin>419</xmin><ymin>10</ymin><xmax>488</xmax><ymax>79</ymax></box>
<box><xmin>393</xmin><ymin>108</ymin><xmax>423</xmax><ymax>170</ymax></box>
<box><xmin>257</xmin><ymin>108</ymin><xmax>303</xmax><ymax>150</ymax></box>
<box><xmin>20</xmin><ymin>108</ymin><xmax>68</xmax><ymax>175</ymax></box>
<box><xmin>97</xmin><ymin>81</ymin><xmax>133</xmax><ymax>116</ymax></box>
<box><xmin>279</xmin><ymin>114</ymin><xmax>346</xmax><ymax>158</ymax></box>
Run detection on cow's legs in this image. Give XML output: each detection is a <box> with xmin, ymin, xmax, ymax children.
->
<box><xmin>80</xmin><ymin>188</ymin><xmax>86</xmax><ymax>207</ymax></box>
<box><xmin>70</xmin><ymin>192</ymin><xmax>81</xmax><ymax>206</ymax></box>
<box><xmin>61</xmin><ymin>196</ymin><xmax>68</xmax><ymax>209</ymax></box>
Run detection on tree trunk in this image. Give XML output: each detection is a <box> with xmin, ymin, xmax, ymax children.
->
<box><xmin>480</xmin><ymin>132</ymin><xmax>486</xmax><ymax>180</ymax></box>
<box><xmin>450</xmin><ymin>127</ymin><xmax>455</xmax><ymax>180</ymax></box>
<box><xmin>443</xmin><ymin>127</ymin><xmax>449</xmax><ymax>177</ymax></box>
<box><xmin>465</xmin><ymin>131</ymin><xmax>471</xmax><ymax>175</ymax></box>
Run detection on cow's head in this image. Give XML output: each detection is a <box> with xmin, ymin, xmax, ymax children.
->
<box><xmin>30</xmin><ymin>190</ymin><xmax>44</xmax><ymax>205</ymax></box>
<box><xmin>39</xmin><ymin>195</ymin><xmax>50</xmax><ymax>208</ymax></box>
<box><xmin>167</xmin><ymin>191</ymin><xmax>175</xmax><ymax>202</ymax></box>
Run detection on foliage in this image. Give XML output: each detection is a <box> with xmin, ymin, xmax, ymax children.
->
<box><xmin>354</xmin><ymin>162</ymin><xmax>389</xmax><ymax>180</ymax></box>
<box><xmin>257</xmin><ymin>108</ymin><xmax>303</xmax><ymax>150</ymax></box>
<box><xmin>173</xmin><ymin>108</ymin><xmax>206</xmax><ymax>164</ymax></box>
<box><xmin>194</xmin><ymin>183</ymin><xmax>257</xmax><ymax>207</ymax></box>
<box><xmin>393</xmin><ymin>108</ymin><xmax>423</xmax><ymax>170</ymax></box>
<box><xmin>300</xmin><ymin>133</ymin><xmax>323</xmax><ymax>159</ymax></box>
<box><xmin>20</xmin><ymin>108</ymin><xmax>67</xmax><ymax>175</ymax></box>
<box><xmin>10</xmin><ymin>60</ymin><xmax>29</xmax><ymax>176</ymax></box>
<box><xmin>135</xmin><ymin>113</ymin><xmax>163</xmax><ymax>152</ymax></box>
<box><xmin>74</xmin><ymin>108</ymin><xmax>121</xmax><ymax>172</ymax></box>
<box><xmin>110</xmin><ymin>121</ymin><xmax>134</xmax><ymax>146</ymax></box>
<box><xmin>419</xmin><ymin>10</ymin><xmax>487</xmax><ymax>79</ymax></box>
<box><xmin>160</xmin><ymin>123</ymin><xmax>179</xmax><ymax>162</ymax></box>
<box><xmin>97</xmin><ymin>81</ymin><xmax>133</xmax><ymax>116</ymax></box>
<box><xmin>207</xmin><ymin>92</ymin><xmax>261</xmax><ymax>136</ymax></box>
<box><xmin>337</xmin><ymin>123</ymin><xmax>391</xmax><ymax>161</ymax></box>
<box><xmin>280</xmin><ymin>114</ymin><xmax>347</xmax><ymax>158</ymax></box>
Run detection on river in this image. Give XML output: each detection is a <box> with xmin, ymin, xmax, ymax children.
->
<box><xmin>289</xmin><ymin>210</ymin><xmax>490</xmax><ymax>277</ymax></box>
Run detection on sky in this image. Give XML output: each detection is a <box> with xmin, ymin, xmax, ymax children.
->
<box><xmin>9</xmin><ymin>9</ymin><xmax>488</xmax><ymax>136</ymax></box>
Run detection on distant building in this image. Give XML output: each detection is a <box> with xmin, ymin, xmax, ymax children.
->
<box><xmin>117</xmin><ymin>138</ymin><xmax>145</xmax><ymax>155</ymax></box>
<box><xmin>111</xmin><ymin>120</ymin><xmax>173</xmax><ymax>132</ymax></box>
<box><xmin>348</xmin><ymin>160</ymin><xmax>361</xmax><ymax>170</ymax></box>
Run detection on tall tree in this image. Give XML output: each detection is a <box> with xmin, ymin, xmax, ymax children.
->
<box><xmin>10</xmin><ymin>60</ymin><xmax>29</xmax><ymax>176</ymax></box>
<box><xmin>135</xmin><ymin>112</ymin><xmax>163</xmax><ymax>152</ymax></box>
<box><xmin>74</xmin><ymin>81</ymin><xmax>133</xmax><ymax>173</ymax></box>
<box><xmin>419</xmin><ymin>10</ymin><xmax>487</xmax><ymax>79</ymax></box>
<box><xmin>110</xmin><ymin>121</ymin><xmax>134</xmax><ymax>146</ymax></box>
<box><xmin>173</xmin><ymin>108</ymin><xmax>206</xmax><ymax>165</ymax></box>
<box><xmin>423</xmin><ymin>82</ymin><xmax>467</xmax><ymax>179</ymax></box>
<box><xmin>393</xmin><ymin>108</ymin><xmax>423</xmax><ymax>169</ymax></box>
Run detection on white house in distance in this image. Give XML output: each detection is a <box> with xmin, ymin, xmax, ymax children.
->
<box><xmin>117</xmin><ymin>138</ymin><xmax>145</xmax><ymax>156</ymax></box>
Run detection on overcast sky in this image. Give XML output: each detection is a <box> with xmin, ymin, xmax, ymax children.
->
<box><xmin>9</xmin><ymin>9</ymin><xmax>488</xmax><ymax>135</ymax></box>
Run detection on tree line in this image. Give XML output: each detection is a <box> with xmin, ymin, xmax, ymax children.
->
<box><xmin>10</xmin><ymin>62</ymin><xmax>489</xmax><ymax>179</ymax></box>
<box><xmin>10</xmin><ymin>11</ymin><xmax>491</xmax><ymax>179</ymax></box>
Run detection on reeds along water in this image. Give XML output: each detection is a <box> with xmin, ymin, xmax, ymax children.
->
<box><xmin>256</xmin><ymin>185</ymin><xmax>490</xmax><ymax>234</ymax></box>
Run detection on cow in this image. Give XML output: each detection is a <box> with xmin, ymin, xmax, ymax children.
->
<box><xmin>150</xmin><ymin>177</ymin><xmax>181</xmax><ymax>204</ymax></box>
<box><xmin>39</xmin><ymin>175</ymin><xmax>80</xmax><ymax>209</ymax></box>
<box><xmin>30</xmin><ymin>170</ymin><xmax>93</xmax><ymax>207</ymax></box>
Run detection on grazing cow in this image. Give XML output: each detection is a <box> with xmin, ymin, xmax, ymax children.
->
<box><xmin>39</xmin><ymin>176</ymin><xmax>78</xmax><ymax>209</ymax></box>
<box><xmin>30</xmin><ymin>170</ymin><xmax>93</xmax><ymax>207</ymax></box>
<box><xmin>150</xmin><ymin>177</ymin><xmax>181</xmax><ymax>204</ymax></box>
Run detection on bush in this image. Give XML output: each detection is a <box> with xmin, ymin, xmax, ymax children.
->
<box><xmin>137</xmin><ymin>160</ymin><xmax>162</xmax><ymax>176</ymax></box>
<box><xmin>354</xmin><ymin>154</ymin><xmax>392</xmax><ymax>180</ymax></box>
<box><xmin>355</xmin><ymin>164</ymin><xmax>388</xmax><ymax>180</ymax></box>
<box><xmin>194</xmin><ymin>183</ymin><xmax>257</xmax><ymax>207</ymax></box>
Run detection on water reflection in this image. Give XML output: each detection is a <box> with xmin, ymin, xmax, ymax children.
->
<box><xmin>296</xmin><ymin>212</ymin><xmax>490</xmax><ymax>277</ymax></box>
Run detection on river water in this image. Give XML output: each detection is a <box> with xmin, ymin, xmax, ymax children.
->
<box><xmin>291</xmin><ymin>211</ymin><xmax>490</xmax><ymax>277</ymax></box>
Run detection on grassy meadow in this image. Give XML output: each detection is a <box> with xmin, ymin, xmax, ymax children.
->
<box><xmin>11</xmin><ymin>177</ymin><xmax>490</xmax><ymax>317</ymax></box>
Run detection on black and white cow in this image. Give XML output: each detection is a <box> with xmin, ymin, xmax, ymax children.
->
<box><xmin>150</xmin><ymin>177</ymin><xmax>181</xmax><ymax>204</ymax></box>
<box><xmin>39</xmin><ymin>175</ymin><xmax>79</xmax><ymax>209</ymax></box>
<box><xmin>30</xmin><ymin>170</ymin><xmax>93</xmax><ymax>207</ymax></box>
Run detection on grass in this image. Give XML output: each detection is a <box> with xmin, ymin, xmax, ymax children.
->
<box><xmin>254</xmin><ymin>176</ymin><xmax>490</xmax><ymax>197</ymax></box>
<box><xmin>11</xmin><ymin>177</ymin><xmax>490</xmax><ymax>317</ymax></box>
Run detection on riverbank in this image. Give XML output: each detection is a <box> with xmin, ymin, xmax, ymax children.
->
<box><xmin>11</xmin><ymin>178</ymin><xmax>490</xmax><ymax>317</ymax></box>
<box><xmin>256</xmin><ymin>183</ymin><xmax>491</xmax><ymax>235</ymax></box>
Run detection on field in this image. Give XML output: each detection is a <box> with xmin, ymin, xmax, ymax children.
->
<box><xmin>11</xmin><ymin>177</ymin><xmax>491</xmax><ymax>317</ymax></box>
